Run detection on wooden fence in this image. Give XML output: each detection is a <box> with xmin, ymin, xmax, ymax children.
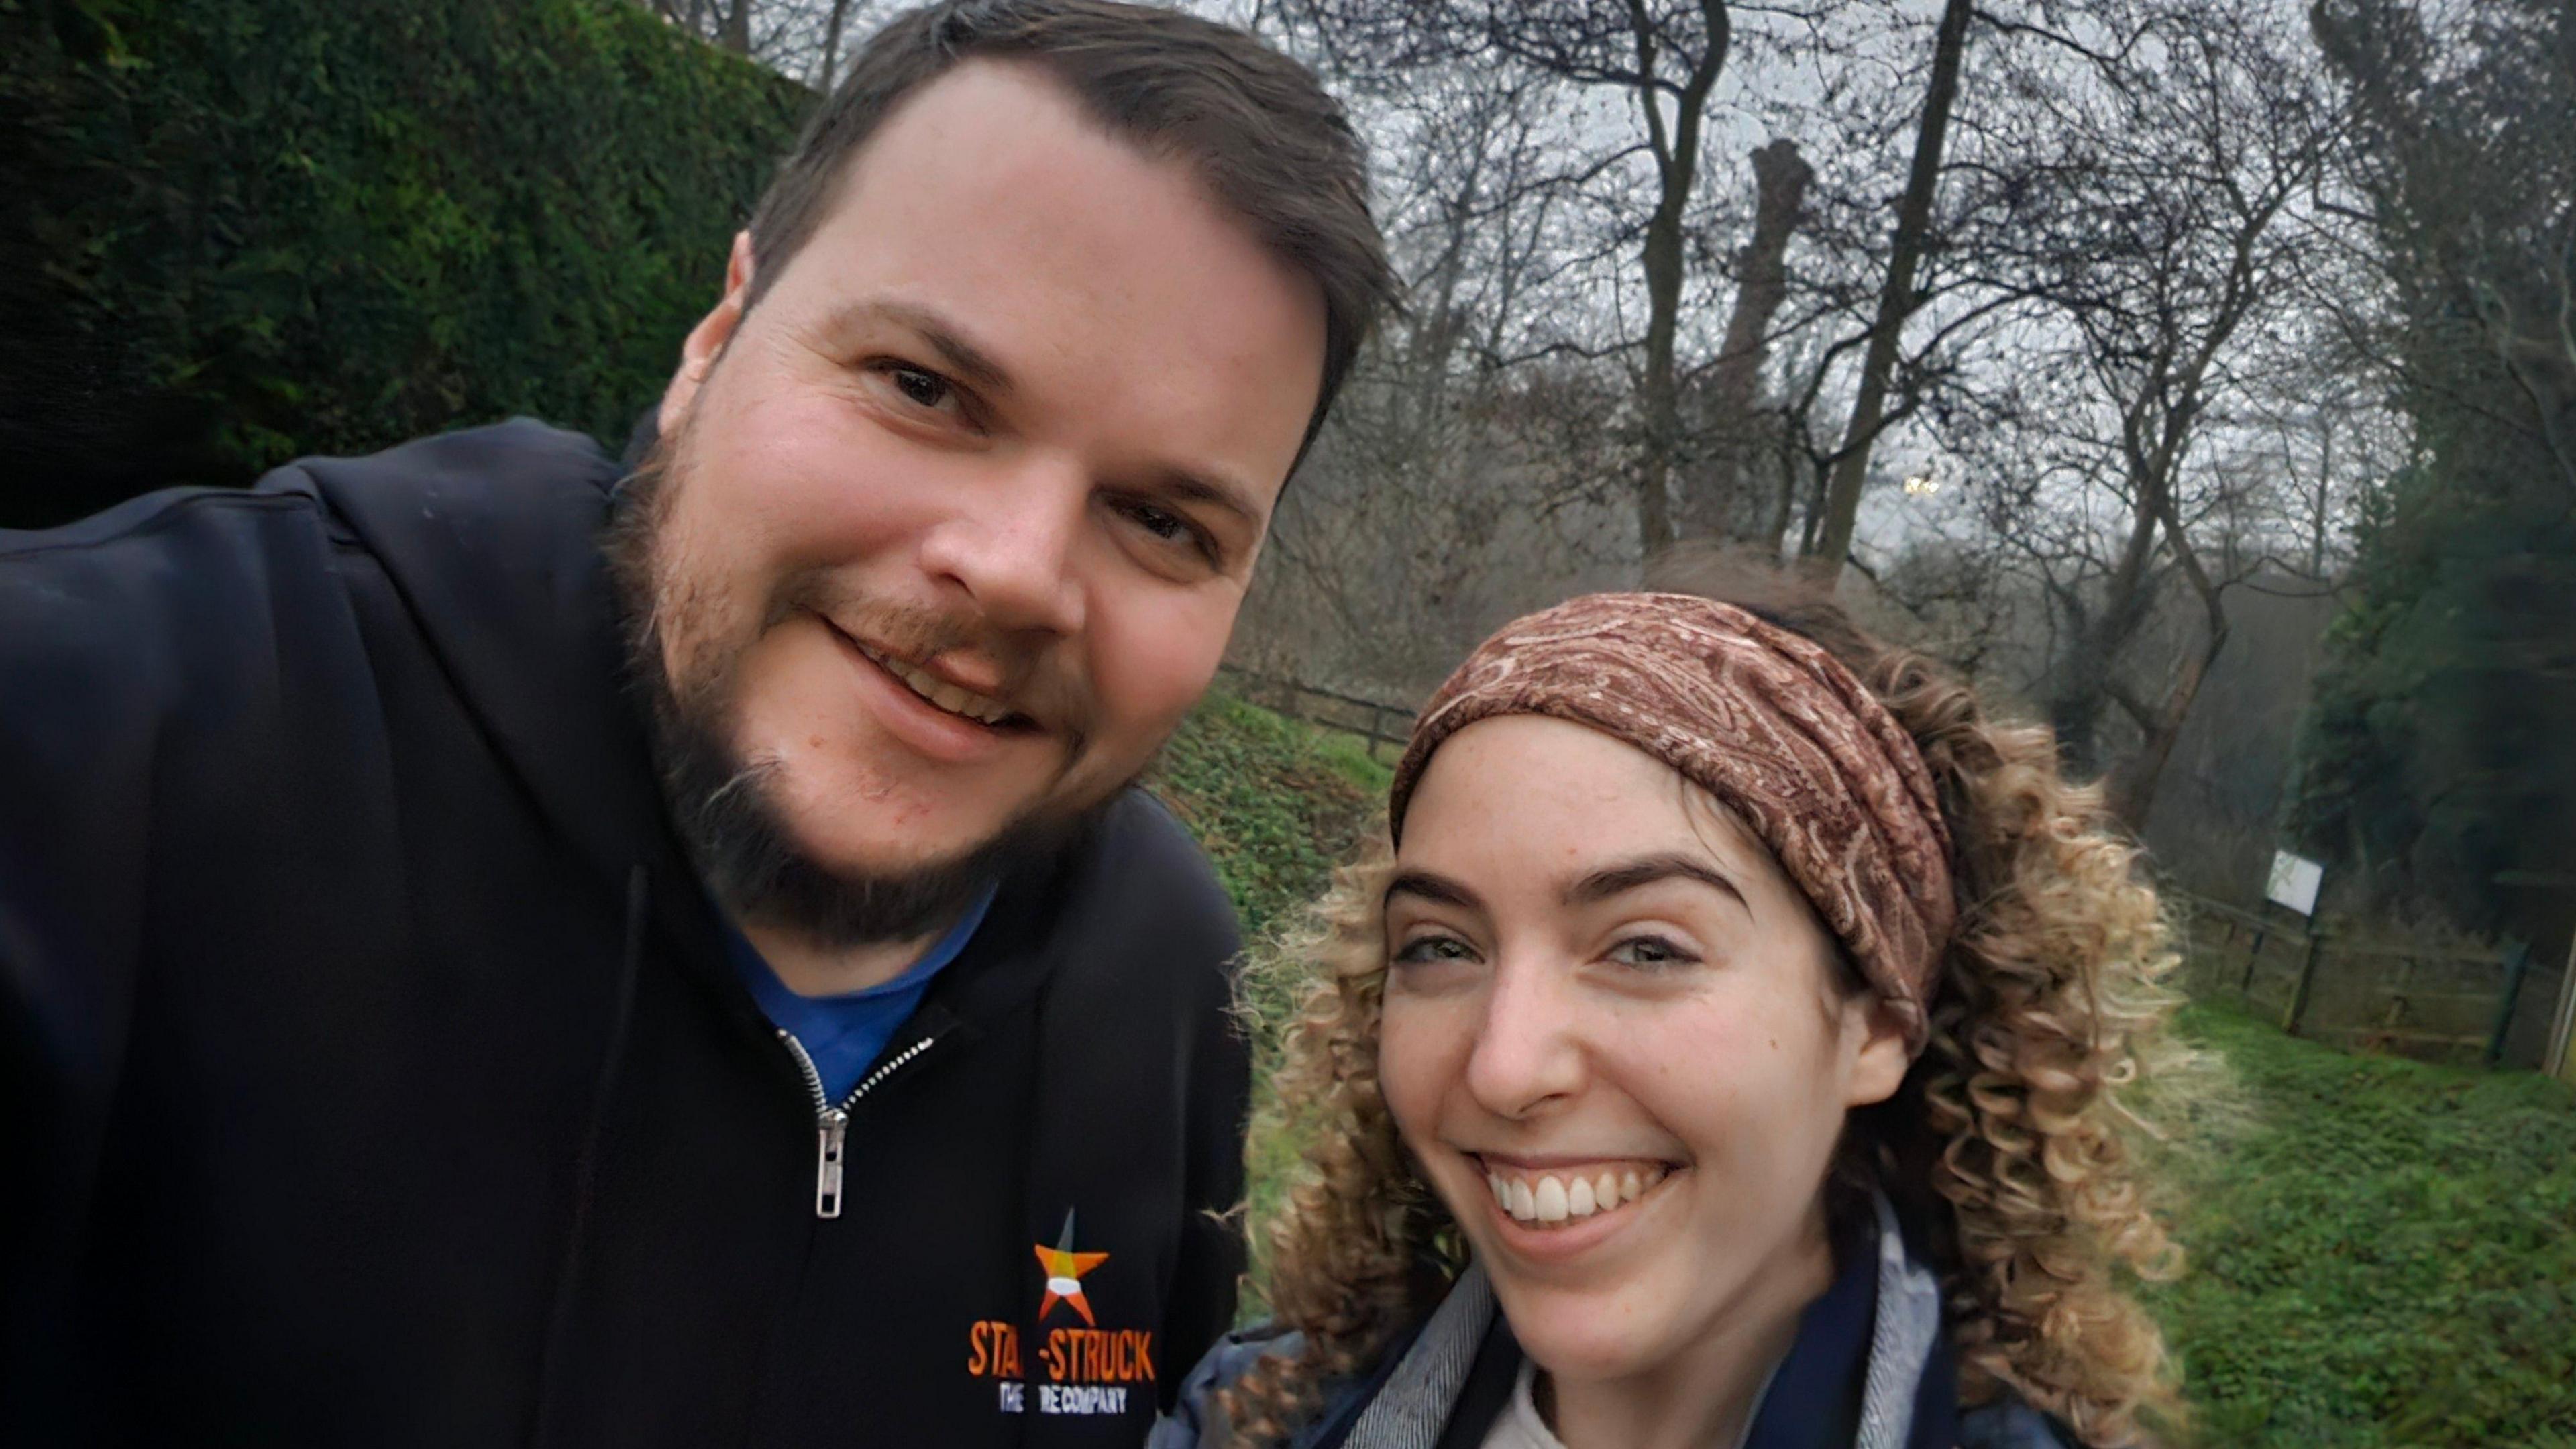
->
<box><xmin>1217</xmin><ymin>665</ymin><xmax>1417</xmax><ymax>762</ymax></box>
<box><xmin>2179</xmin><ymin>894</ymin><xmax>2567</xmax><ymax>1069</ymax></box>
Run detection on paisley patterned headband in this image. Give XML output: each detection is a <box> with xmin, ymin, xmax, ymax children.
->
<box><xmin>1387</xmin><ymin>592</ymin><xmax>1957</xmax><ymax>1050</ymax></box>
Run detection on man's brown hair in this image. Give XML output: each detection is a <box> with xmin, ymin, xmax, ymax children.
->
<box><xmin>743</xmin><ymin>0</ymin><xmax>1396</xmax><ymax>462</ymax></box>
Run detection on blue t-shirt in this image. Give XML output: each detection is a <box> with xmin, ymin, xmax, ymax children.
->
<box><xmin>726</xmin><ymin>884</ymin><xmax>997</xmax><ymax>1104</ymax></box>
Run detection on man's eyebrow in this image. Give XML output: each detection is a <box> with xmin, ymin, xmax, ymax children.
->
<box><xmin>822</xmin><ymin>299</ymin><xmax>1267</xmax><ymax>531</ymax></box>
<box><xmin>1563</xmin><ymin>853</ymin><xmax>1748</xmax><ymax>911</ymax></box>
<box><xmin>1385</xmin><ymin>869</ymin><xmax>1485</xmax><ymax>912</ymax></box>
<box><xmin>1147</xmin><ymin>467</ymin><xmax>1267</xmax><ymax>532</ymax></box>
<box><xmin>827</xmin><ymin>299</ymin><xmax>1016</xmax><ymax>396</ymax></box>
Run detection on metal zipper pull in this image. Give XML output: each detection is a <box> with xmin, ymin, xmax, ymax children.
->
<box><xmin>776</xmin><ymin>1025</ymin><xmax>947</xmax><ymax>1220</ymax></box>
<box><xmin>815</xmin><ymin>1108</ymin><xmax>849</xmax><ymax>1218</ymax></box>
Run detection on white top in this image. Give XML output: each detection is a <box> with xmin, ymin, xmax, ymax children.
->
<box><xmin>1478</xmin><ymin>1357</ymin><xmax>1777</xmax><ymax>1449</ymax></box>
<box><xmin>1479</xmin><ymin>1359</ymin><xmax>1567</xmax><ymax>1449</ymax></box>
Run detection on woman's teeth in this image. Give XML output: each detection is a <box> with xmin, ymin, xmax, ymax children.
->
<box><xmin>1485</xmin><ymin>1164</ymin><xmax>1669</xmax><ymax>1227</ymax></box>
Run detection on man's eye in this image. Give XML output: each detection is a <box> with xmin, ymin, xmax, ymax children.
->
<box><xmin>1116</xmin><ymin>500</ymin><xmax>1216</xmax><ymax>562</ymax></box>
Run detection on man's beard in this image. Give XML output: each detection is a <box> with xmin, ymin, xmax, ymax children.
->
<box><xmin>605</xmin><ymin>426</ymin><xmax>1110</xmax><ymax>950</ymax></box>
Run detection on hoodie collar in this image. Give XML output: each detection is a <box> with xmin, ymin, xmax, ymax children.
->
<box><xmin>299</xmin><ymin>419</ymin><xmax>674</xmax><ymax>902</ymax></box>
<box><xmin>303</xmin><ymin>419</ymin><xmax>1085</xmax><ymax>1038</ymax></box>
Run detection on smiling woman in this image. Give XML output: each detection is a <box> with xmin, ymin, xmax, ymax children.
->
<box><xmin>1151</xmin><ymin>576</ymin><xmax>2207</xmax><ymax>1449</ymax></box>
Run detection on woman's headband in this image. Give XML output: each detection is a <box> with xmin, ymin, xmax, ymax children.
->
<box><xmin>1387</xmin><ymin>593</ymin><xmax>1957</xmax><ymax>1049</ymax></box>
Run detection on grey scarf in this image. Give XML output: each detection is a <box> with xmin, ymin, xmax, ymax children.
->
<box><xmin>1340</xmin><ymin>1193</ymin><xmax>1942</xmax><ymax>1449</ymax></box>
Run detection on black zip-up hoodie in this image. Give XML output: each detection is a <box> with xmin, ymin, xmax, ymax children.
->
<box><xmin>0</xmin><ymin>420</ymin><xmax>1251</xmax><ymax>1446</ymax></box>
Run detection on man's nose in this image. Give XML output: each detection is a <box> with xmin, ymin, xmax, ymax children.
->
<box><xmin>916</xmin><ymin>451</ymin><xmax>1089</xmax><ymax>639</ymax></box>
<box><xmin>1462</xmin><ymin>960</ymin><xmax>1587</xmax><ymax>1122</ymax></box>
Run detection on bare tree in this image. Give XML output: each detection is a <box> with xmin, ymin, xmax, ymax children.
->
<box><xmin>1674</xmin><ymin>138</ymin><xmax>1812</xmax><ymax>541</ymax></box>
<box><xmin>1232</xmin><ymin>66</ymin><xmax>1638</xmax><ymax>695</ymax></box>
<box><xmin>637</xmin><ymin>0</ymin><xmax>895</xmax><ymax>88</ymax></box>
<box><xmin>1805</xmin><ymin>0</ymin><xmax>1974</xmax><ymax>579</ymax></box>
<box><xmin>1272</xmin><ymin>0</ymin><xmax>1752</xmax><ymax>553</ymax></box>
<box><xmin>1957</xmin><ymin>0</ymin><xmax>2339</xmax><ymax>822</ymax></box>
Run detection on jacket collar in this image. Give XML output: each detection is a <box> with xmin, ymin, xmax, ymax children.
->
<box><xmin>299</xmin><ymin>419</ymin><xmax>675</xmax><ymax>901</ymax></box>
<box><xmin>1334</xmin><ymin>1193</ymin><xmax>1947</xmax><ymax>1449</ymax></box>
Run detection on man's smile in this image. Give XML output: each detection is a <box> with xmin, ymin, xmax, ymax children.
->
<box><xmin>841</xmin><ymin>628</ymin><xmax>1027</xmax><ymax>729</ymax></box>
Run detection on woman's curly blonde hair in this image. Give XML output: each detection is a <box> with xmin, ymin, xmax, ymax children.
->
<box><xmin>1217</xmin><ymin>564</ymin><xmax>2200</xmax><ymax>1449</ymax></box>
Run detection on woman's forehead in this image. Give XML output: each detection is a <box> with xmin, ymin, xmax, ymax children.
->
<box><xmin>1395</xmin><ymin>715</ymin><xmax>1784</xmax><ymax>896</ymax></box>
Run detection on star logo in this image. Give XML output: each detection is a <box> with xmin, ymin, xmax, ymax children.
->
<box><xmin>1033</xmin><ymin>1209</ymin><xmax>1110</xmax><ymax>1327</ymax></box>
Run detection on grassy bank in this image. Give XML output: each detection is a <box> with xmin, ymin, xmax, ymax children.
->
<box><xmin>1148</xmin><ymin>690</ymin><xmax>1390</xmax><ymax>1305</ymax></box>
<box><xmin>1161</xmin><ymin>694</ymin><xmax>2576</xmax><ymax>1444</ymax></box>
<box><xmin>2159</xmin><ymin>1006</ymin><xmax>2576</xmax><ymax>1447</ymax></box>
<box><xmin>1148</xmin><ymin>690</ymin><xmax>1391</xmax><ymax>946</ymax></box>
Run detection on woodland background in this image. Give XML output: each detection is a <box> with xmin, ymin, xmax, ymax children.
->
<box><xmin>5</xmin><ymin>0</ymin><xmax>2575</xmax><ymax>1438</ymax></box>
<box><xmin>8</xmin><ymin>0</ymin><xmax>2571</xmax><ymax>972</ymax></box>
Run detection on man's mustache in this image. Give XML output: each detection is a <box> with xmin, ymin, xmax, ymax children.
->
<box><xmin>771</xmin><ymin>574</ymin><xmax>1093</xmax><ymax>747</ymax></box>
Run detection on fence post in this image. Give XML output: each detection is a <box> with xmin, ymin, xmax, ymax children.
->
<box><xmin>2485</xmin><ymin>940</ymin><xmax>2533</xmax><ymax>1067</ymax></box>
<box><xmin>2282</xmin><ymin>928</ymin><xmax>2324</xmax><ymax>1037</ymax></box>
<box><xmin>2545</xmin><ymin>932</ymin><xmax>2576</xmax><ymax>1084</ymax></box>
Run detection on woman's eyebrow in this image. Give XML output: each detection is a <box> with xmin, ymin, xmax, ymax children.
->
<box><xmin>1562</xmin><ymin>852</ymin><xmax>1747</xmax><ymax>910</ymax></box>
<box><xmin>1385</xmin><ymin>869</ymin><xmax>1484</xmax><ymax>912</ymax></box>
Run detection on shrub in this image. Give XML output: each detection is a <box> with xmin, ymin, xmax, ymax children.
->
<box><xmin>3</xmin><ymin>0</ymin><xmax>808</xmax><ymax>526</ymax></box>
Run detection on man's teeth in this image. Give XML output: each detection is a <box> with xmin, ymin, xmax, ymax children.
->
<box><xmin>864</xmin><ymin>647</ymin><xmax>1012</xmax><ymax>725</ymax></box>
<box><xmin>1484</xmin><ymin>1164</ymin><xmax>1670</xmax><ymax>1227</ymax></box>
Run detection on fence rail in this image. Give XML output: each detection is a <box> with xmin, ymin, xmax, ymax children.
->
<box><xmin>1218</xmin><ymin>664</ymin><xmax>1417</xmax><ymax>762</ymax></box>
<box><xmin>2176</xmin><ymin>893</ymin><xmax>2561</xmax><ymax>1069</ymax></box>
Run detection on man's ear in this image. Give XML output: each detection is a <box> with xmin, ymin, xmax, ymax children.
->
<box><xmin>659</xmin><ymin>230</ymin><xmax>758</xmax><ymax>434</ymax></box>
<box><xmin>1842</xmin><ymin>995</ymin><xmax>1913</xmax><ymax>1110</ymax></box>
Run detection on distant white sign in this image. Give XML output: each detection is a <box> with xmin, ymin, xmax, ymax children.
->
<box><xmin>2267</xmin><ymin>850</ymin><xmax>2324</xmax><ymax>917</ymax></box>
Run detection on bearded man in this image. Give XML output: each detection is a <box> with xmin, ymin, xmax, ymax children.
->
<box><xmin>0</xmin><ymin>3</ymin><xmax>1392</xmax><ymax>1443</ymax></box>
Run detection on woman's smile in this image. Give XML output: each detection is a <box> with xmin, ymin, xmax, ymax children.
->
<box><xmin>1475</xmin><ymin>1155</ymin><xmax>1677</xmax><ymax>1228</ymax></box>
<box><xmin>1462</xmin><ymin>1151</ymin><xmax>1691</xmax><ymax>1265</ymax></box>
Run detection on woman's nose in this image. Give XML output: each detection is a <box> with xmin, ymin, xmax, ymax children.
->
<box><xmin>1460</xmin><ymin>960</ymin><xmax>1587</xmax><ymax>1121</ymax></box>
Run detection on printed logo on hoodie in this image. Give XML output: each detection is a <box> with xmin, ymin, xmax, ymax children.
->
<box><xmin>966</xmin><ymin>1208</ymin><xmax>1157</xmax><ymax>1417</ymax></box>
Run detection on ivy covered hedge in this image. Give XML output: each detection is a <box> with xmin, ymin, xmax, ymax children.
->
<box><xmin>3</xmin><ymin>0</ymin><xmax>808</xmax><ymax>527</ymax></box>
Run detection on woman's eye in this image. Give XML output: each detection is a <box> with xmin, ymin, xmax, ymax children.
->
<box><xmin>1392</xmin><ymin>934</ymin><xmax>1477</xmax><ymax>966</ymax></box>
<box><xmin>1605</xmin><ymin>935</ymin><xmax>1697</xmax><ymax>970</ymax></box>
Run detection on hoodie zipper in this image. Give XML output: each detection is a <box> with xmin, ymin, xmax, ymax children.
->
<box><xmin>776</xmin><ymin>1029</ymin><xmax>943</xmax><ymax>1219</ymax></box>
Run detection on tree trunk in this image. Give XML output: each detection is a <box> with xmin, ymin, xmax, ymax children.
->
<box><xmin>2311</xmin><ymin>412</ymin><xmax>2334</xmax><ymax>577</ymax></box>
<box><xmin>2047</xmin><ymin>686</ymin><xmax>2108</xmax><ymax>777</ymax></box>
<box><xmin>1679</xmin><ymin>139</ymin><xmax>1813</xmax><ymax>541</ymax></box>
<box><xmin>1637</xmin><ymin>194</ymin><xmax>1685</xmax><ymax>551</ymax></box>
<box><xmin>2107</xmin><ymin>611</ymin><xmax>2231</xmax><ymax>826</ymax></box>
<box><xmin>1805</xmin><ymin>0</ymin><xmax>1972</xmax><ymax>582</ymax></box>
<box><xmin>719</xmin><ymin>0</ymin><xmax>751</xmax><ymax>54</ymax></box>
<box><xmin>1627</xmin><ymin>0</ymin><xmax>1731</xmax><ymax>559</ymax></box>
<box><xmin>1763</xmin><ymin>422</ymin><xmax>1802</xmax><ymax>554</ymax></box>
<box><xmin>817</xmin><ymin>0</ymin><xmax>855</xmax><ymax>92</ymax></box>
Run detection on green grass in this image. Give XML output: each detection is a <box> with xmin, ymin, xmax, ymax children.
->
<box><xmin>2159</xmin><ymin>1004</ymin><xmax>2576</xmax><ymax>1448</ymax></box>
<box><xmin>1158</xmin><ymin>696</ymin><xmax>2576</xmax><ymax>1443</ymax></box>
<box><xmin>1148</xmin><ymin>690</ymin><xmax>1390</xmax><ymax>946</ymax></box>
<box><xmin>1150</xmin><ymin>692</ymin><xmax>1392</xmax><ymax>1314</ymax></box>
